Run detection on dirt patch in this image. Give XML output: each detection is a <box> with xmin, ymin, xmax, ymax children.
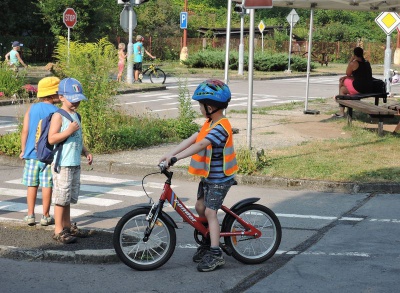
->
<box><xmin>227</xmin><ymin>99</ymin><xmax>352</xmax><ymax>151</ymax></box>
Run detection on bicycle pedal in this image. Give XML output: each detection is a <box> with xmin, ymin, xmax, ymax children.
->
<box><xmin>219</xmin><ymin>243</ymin><xmax>233</xmax><ymax>256</ymax></box>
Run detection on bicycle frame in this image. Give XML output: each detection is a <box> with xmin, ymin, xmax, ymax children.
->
<box><xmin>148</xmin><ymin>173</ymin><xmax>262</xmax><ymax>240</ymax></box>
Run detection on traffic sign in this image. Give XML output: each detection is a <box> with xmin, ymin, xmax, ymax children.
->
<box><xmin>243</xmin><ymin>0</ymin><xmax>272</xmax><ymax>9</ymax></box>
<box><xmin>180</xmin><ymin>12</ymin><xmax>188</xmax><ymax>29</ymax></box>
<box><xmin>63</xmin><ymin>8</ymin><xmax>77</xmax><ymax>28</ymax></box>
<box><xmin>120</xmin><ymin>6</ymin><xmax>137</xmax><ymax>32</ymax></box>
<box><xmin>375</xmin><ymin>12</ymin><xmax>400</xmax><ymax>35</ymax></box>
<box><xmin>286</xmin><ymin>9</ymin><xmax>299</xmax><ymax>26</ymax></box>
<box><xmin>258</xmin><ymin>20</ymin><xmax>265</xmax><ymax>34</ymax></box>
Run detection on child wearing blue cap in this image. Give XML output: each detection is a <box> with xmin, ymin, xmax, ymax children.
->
<box><xmin>48</xmin><ymin>78</ymin><xmax>93</xmax><ymax>244</ymax></box>
<box><xmin>5</xmin><ymin>41</ymin><xmax>27</xmax><ymax>70</ymax></box>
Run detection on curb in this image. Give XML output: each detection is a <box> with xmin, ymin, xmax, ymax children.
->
<box><xmin>0</xmin><ymin>245</ymin><xmax>119</xmax><ymax>264</ymax></box>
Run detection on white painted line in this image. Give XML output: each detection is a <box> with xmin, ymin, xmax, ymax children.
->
<box><xmin>77</xmin><ymin>196</ymin><xmax>121</xmax><ymax>206</ymax></box>
<box><xmin>339</xmin><ymin>217</ymin><xmax>363</xmax><ymax>221</ymax></box>
<box><xmin>152</xmin><ymin>108</ymin><xmax>178</xmax><ymax>112</ymax></box>
<box><xmin>80</xmin><ymin>185</ymin><xmax>146</xmax><ymax>197</ymax></box>
<box><xmin>276</xmin><ymin>213</ymin><xmax>337</xmax><ymax>220</ymax></box>
<box><xmin>0</xmin><ymin>201</ymin><xmax>89</xmax><ymax>217</ymax></box>
<box><xmin>0</xmin><ymin>124</ymin><xmax>18</xmax><ymax>129</ymax></box>
<box><xmin>272</xmin><ymin>100</ymin><xmax>303</xmax><ymax>104</ymax></box>
<box><xmin>0</xmin><ymin>187</ymin><xmax>31</xmax><ymax>198</ymax></box>
<box><xmin>80</xmin><ymin>174</ymin><xmax>166</xmax><ymax>189</ymax></box>
<box><xmin>116</xmin><ymin>97</ymin><xmax>174</xmax><ymax>105</ymax></box>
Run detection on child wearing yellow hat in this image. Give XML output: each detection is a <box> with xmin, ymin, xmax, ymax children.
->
<box><xmin>20</xmin><ymin>77</ymin><xmax>61</xmax><ymax>226</ymax></box>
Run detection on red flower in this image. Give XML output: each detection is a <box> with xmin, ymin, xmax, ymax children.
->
<box><xmin>22</xmin><ymin>84</ymin><xmax>38</xmax><ymax>93</ymax></box>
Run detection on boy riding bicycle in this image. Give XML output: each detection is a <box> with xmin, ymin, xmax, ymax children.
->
<box><xmin>159</xmin><ymin>79</ymin><xmax>238</xmax><ymax>272</ymax></box>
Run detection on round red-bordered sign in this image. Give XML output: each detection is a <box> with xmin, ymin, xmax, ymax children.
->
<box><xmin>63</xmin><ymin>8</ymin><xmax>77</xmax><ymax>28</ymax></box>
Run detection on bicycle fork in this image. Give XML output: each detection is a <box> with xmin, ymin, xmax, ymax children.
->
<box><xmin>143</xmin><ymin>201</ymin><xmax>165</xmax><ymax>242</ymax></box>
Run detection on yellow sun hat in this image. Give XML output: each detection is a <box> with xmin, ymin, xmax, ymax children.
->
<box><xmin>37</xmin><ymin>77</ymin><xmax>61</xmax><ymax>98</ymax></box>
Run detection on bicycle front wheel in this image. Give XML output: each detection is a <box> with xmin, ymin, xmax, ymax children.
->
<box><xmin>113</xmin><ymin>208</ymin><xmax>176</xmax><ymax>271</ymax></box>
<box><xmin>223</xmin><ymin>204</ymin><xmax>281</xmax><ymax>264</ymax></box>
<box><xmin>149</xmin><ymin>68</ymin><xmax>166</xmax><ymax>84</ymax></box>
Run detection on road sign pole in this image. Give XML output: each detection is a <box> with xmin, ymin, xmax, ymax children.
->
<box><xmin>126</xmin><ymin>4</ymin><xmax>134</xmax><ymax>84</ymax></box>
<box><xmin>385</xmin><ymin>34</ymin><xmax>392</xmax><ymax>94</ymax></box>
<box><xmin>287</xmin><ymin>15</ymin><xmax>294</xmax><ymax>73</ymax></box>
<box><xmin>224</xmin><ymin>0</ymin><xmax>233</xmax><ymax>84</ymax></box>
<box><xmin>238</xmin><ymin>11</ymin><xmax>245</xmax><ymax>75</ymax></box>
<box><xmin>247</xmin><ymin>8</ymin><xmax>255</xmax><ymax>149</ymax></box>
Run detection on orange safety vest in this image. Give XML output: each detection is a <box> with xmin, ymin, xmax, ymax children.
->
<box><xmin>188</xmin><ymin>118</ymin><xmax>238</xmax><ymax>177</ymax></box>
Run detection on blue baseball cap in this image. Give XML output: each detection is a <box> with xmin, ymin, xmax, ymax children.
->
<box><xmin>58</xmin><ymin>78</ymin><xmax>87</xmax><ymax>103</ymax></box>
<box><xmin>12</xmin><ymin>41</ymin><xmax>23</xmax><ymax>47</ymax></box>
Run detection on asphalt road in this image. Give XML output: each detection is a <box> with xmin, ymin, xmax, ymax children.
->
<box><xmin>1</xmin><ymin>164</ymin><xmax>400</xmax><ymax>292</ymax></box>
<box><xmin>0</xmin><ymin>75</ymin><xmax>340</xmax><ymax>134</ymax></box>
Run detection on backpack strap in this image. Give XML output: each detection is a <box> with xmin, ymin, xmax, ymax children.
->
<box><xmin>52</xmin><ymin>109</ymin><xmax>81</xmax><ymax>173</ymax></box>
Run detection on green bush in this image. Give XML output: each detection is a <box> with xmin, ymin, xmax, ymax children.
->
<box><xmin>236</xmin><ymin>147</ymin><xmax>269</xmax><ymax>175</ymax></box>
<box><xmin>175</xmin><ymin>79</ymin><xmax>199</xmax><ymax>138</ymax></box>
<box><xmin>0</xmin><ymin>131</ymin><xmax>21</xmax><ymax>156</ymax></box>
<box><xmin>0</xmin><ymin>62</ymin><xmax>27</xmax><ymax>97</ymax></box>
<box><xmin>182</xmin><ymin>49</ymin><xmax>313</xmax><ymax>72</ymax></box>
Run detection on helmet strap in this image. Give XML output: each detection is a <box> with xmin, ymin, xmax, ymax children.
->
<box><xmin>204</xmin><ymin>104</ymin><xmax>220</xmax><ymax>121</ymax></box>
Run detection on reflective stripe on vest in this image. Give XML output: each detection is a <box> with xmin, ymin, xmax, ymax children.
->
<box><xmin>188</xmin><ymin>118</ymin><xmax>238</xmax><ymax>177</ymax></box>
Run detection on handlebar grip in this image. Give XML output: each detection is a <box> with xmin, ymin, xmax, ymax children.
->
<box><xmin>170</xmin><ymin>157</ymin><xmax>178</xmax><ymax>166</ymax></box>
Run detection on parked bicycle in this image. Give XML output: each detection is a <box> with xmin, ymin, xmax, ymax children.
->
<box><xmin>138</xmin><ymin>60</ymin><xmax>166</xmax><ymax>84</ymax></box>
<box><xmin>113</xmin><ymin>158</ymin><xmax>282</xmax><ymax>271</ymax></box>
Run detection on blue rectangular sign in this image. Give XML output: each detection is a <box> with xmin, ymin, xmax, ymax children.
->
<box><xmin>180</xmin><ymin>12</ymin><xmax>188</xmax><ymax>29</ymax></box>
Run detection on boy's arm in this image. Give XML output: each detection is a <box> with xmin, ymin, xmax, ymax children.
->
<box><xmin>5</xmin><ymin>52</ymin><xmax>10</xmax><ymax>61</ymax></box>
<box><xmin>19</xmin><ymin>106</ymin><xmax>31</xmax><ymax>159</ymax></box>
<box><xmin>48</xmin><ymin>113</ymin><xmax>80</xmax><ymax>145</ymax></box>
<box><xmin>159</xmin><ymin>132</ymin><xmax>198</xmax><ymax>164</ymax></box>
<box><xmin>145</xmin><ymin>49</ymin><xmax>155</xmax><ymax>59</ymax></box>
<box><xmin>174</xmin><ymin>138</ymin><xmax>211</xmax><ymax>162</ymax></box>
<box><xmin>16</xmin><ymin>52</ymin><xmax>27</xmax><ymax>67</ymax></box>
<box><xmin>81</xmin><ymin>145</ymin><xmax>93</xmax><ymax>165</ymax></box>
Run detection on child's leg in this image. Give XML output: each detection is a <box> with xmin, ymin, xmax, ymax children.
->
<box><xmin>54</xmin><ymin>204</ymin><xmax>64</xmax><ymax>234</ymax></box>
<box><xmin>63</xmin><ymin>205</ymin><xmax>71</xmax><ymax>230</ymax></box>
<box><xmin>195</xmin><ymin>198</ymin><xmax>206</xmax><ymax>217</ymax></box>
<box><xmin>26</xmin><ymin>186</ymin><xmax>38</xmax><ymax>215</ymax></box>
<box><xmin>41</xmin><ymin>187</ymin><xmax>52</xmax><ymax>217</ymax></box>
<box><xmin>205</xmin><ymin>208</ymin><xmax>220</xmax><ymax>247</ymax></box>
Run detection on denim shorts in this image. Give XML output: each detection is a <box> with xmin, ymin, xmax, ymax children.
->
<box><xmin>197</xmin><ymin>178</ymin><xmax>236</xmax><ymax>211</ymax></box>
<box><xmin>52</xmin><ymin>165</ymin><xmax>81</xmax><ymax>206</ymax></box>
<box><xmin>22</xmin><ymin>159</ymin><xmax>53</xmax><ymax>188</ymax></box>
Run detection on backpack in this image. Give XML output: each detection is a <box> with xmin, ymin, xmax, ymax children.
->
<box><xmin>371</xmin><ymin>78</ymin><xmax>386</xmax><ymax>94</ymax></box>
<box><xmin>35</xmin><ymin>109</ymin><xmax>81</xmax><ymax>173</ymax></box>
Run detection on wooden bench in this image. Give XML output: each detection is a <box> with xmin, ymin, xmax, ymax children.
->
<box><xmin>335</xmin><ymin>92</ymin><xmax>388</xmax><ymax>106</ymax></box>
<box><xmin>387</xmin><ymin>103</ymin><xmax>400</xmax><ymax>132</ymax></box>
<box><xmin>335</xmin><ymin>99</ymin><xmax>397</xmax><ymax>136</ymax></box>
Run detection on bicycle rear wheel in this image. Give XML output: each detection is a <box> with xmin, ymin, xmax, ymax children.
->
<box><xmin>113</xmin><ymin>208</ymin><xmax>176</xmax><ymax>270</ymax></box>
<box><xmin>223</xmin><ymin>204</ymin><xmax>281</xmax><ymax>264</ymax></box>
<box><xmin>149</xmin><ymin>68</ymin><xmax>166</xmax><ymax>84</ymax></box>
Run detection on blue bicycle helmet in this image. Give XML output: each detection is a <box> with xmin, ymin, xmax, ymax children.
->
<box><xmin>192</xmin><ymin>79</ymin><xmax>231</xmax><ymax>110</ymax></box>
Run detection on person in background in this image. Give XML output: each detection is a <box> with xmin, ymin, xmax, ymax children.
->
<box><xmin>117</xmin><ymin>43</ymin><xmax>127</xmax><ymax>82</ymax></box>
<box><xmin>5</xmin><ymin>41</ymin><xmax>28</xmax><ymax>71</ymax></box>
<box><xmin>333</xmin><ymin>47</ymin><xmax>373</xmax><ymax>117</ymax></box>
<box><xmin>133</xmin><ymin>35</ymin><xmax>155</xmax><ymax>82</ymax></box>
<box><xmin>20</xmin><ymin>77</ymin><xmax>61</xmax><ymax>226</ymax></box>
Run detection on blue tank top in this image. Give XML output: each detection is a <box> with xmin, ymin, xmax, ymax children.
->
<box><xmin>54</xmin><ymin>112</ymin><xmax>82</xmax><ymax>167</ymax></box>
<box><xmin>23</xmin><ymin>103</ymin><xmax>59</xmax><ymax>159</ymax></box>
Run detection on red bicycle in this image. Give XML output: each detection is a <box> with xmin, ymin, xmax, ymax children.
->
<box><xmin>113</xmin><ymin>159</ymin><xmax>282</xmax><ymax>271</ymax></box>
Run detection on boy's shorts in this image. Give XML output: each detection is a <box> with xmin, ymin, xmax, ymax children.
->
<box><xmin>52</xmin><ymin>165</ymin><xmax>81</xmax><ymax>206</ymax></box>
<box><xmin>197</xmin><ymin>178</ymin><xmax>236</xmax><ymax>211</ymax></box>
<box><xmin>22</xmin><ymin>159</ymin><xmax>52</xmax><ymax>188</ymax></box>
<box><xmin>133</xmin><ymin>62</ymin><xmax>143</xmax><ymax>71</ymax></box>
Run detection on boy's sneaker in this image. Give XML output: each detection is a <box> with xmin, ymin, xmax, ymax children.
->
<box><xmin>52</xmin><ymin>228</ymin><xmax>77</xmax><ymax>244</ymax></box>
<box><xmin>69</xmin><ymin>222</ymin><xmax>90</xmax><ymax>238</ymax></box>
<box><xmin>40</xmin><ymin>215</ymin><xmax>55</xmax><ymax>226</ymax></box>
<box><xmin>23</xmin><ymin>214</ymin><xmax>36</xmax><ymax>226</ymax></box>
<box><xmin>192</xmin><ymin>245</ymin><xmax>210</xmax><ymax>263</ymax></box>
<box><xmin>197</xmin><ymin>251</ymin><xmax>225</xmax><ymax>272</ymax></box>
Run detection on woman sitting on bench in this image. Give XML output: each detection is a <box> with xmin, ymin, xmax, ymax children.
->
<box><xmin>334</xmin><ymin>47</ymin><xmax>373</xmax><ymax>117</ymax></box>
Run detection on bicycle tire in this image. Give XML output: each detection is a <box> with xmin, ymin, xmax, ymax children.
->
<box><xmin>222</xmin><ymin>204</ymin><xmax>281</xmax><ymax>264</ymax></box>
<box><xmin>149</xmin><ymin>68</ymin><xmax>166</xmax><ymax>84</ymax></box>
<box><xmin>113</xmin><ymin>208</ymin><xmax>176</xmax><ymax>271</ymax></box>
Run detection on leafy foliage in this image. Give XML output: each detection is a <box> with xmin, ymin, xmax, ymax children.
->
<box><xmin>182</xmin><ymin>49</ymin><xmax>312</xmax><ymax>72</ymax></box>
<box><xmin>0</xmin><ymin>62</ymin><xmax>27</xmax><ymax>97</ymax></box>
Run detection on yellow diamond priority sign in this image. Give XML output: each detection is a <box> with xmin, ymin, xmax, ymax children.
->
<box><xmin>258</xmin><ymin>20</ymin><xmax>265</xmax><ymax>34</ymax></box>
<box><xmin>375</xmin><ymin>12</ymin><xmax>400</xmax><ymax>35</ymax></box>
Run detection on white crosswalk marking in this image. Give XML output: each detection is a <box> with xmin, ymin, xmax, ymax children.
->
<box><xmin>0</xmin><ymin>175</ymin><xmax>166</xmax><ymax>220</ymax></box>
